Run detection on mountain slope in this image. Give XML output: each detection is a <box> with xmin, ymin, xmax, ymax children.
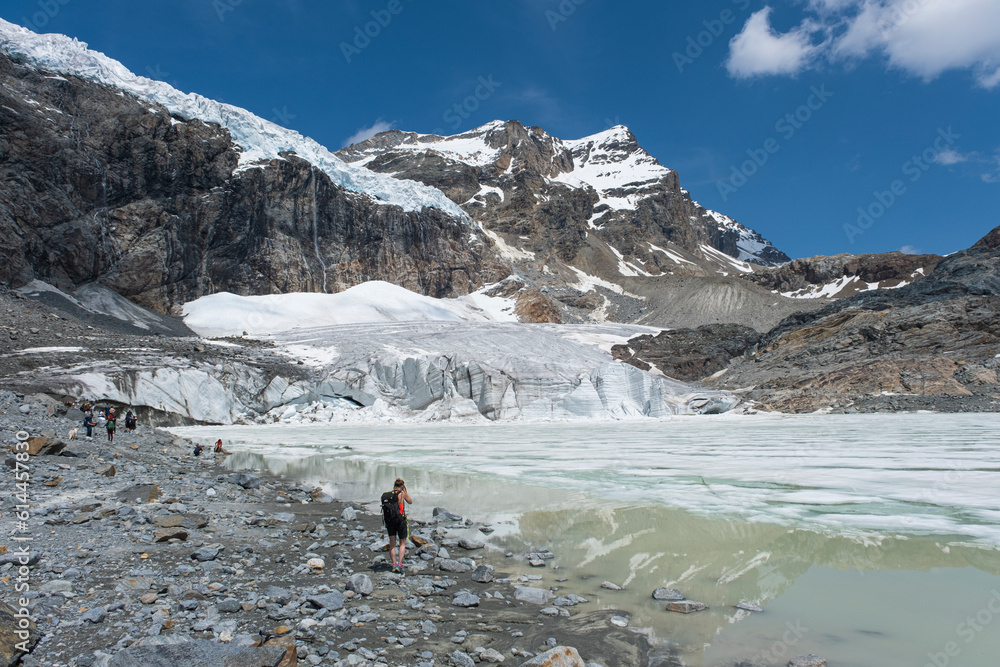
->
<box><xmin>0</xmin><ymin>22</ymin><xmax>506</xmax><ymax>312</ymax></box>
<box><xmin>338</xmin><ymin>120</ymin><xmax>790</xmax><ymax>273</ymax></box>
<box><xmin>702</xmin><ymin>225</ymin><xmax>1000</xmax><ymax>412</ymax></box>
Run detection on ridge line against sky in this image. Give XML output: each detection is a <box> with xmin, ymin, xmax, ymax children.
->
<box><xmin>2</xmin><ymin>0</ymin><xmax>997</xmax><ymax>260</ymax></box>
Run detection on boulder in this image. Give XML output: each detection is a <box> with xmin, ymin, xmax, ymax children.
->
<box><xmin>26</xmin><ymin>436</ymin><xmax>66</xmax><ymax>457</ymax></box>
<box><xmin>228</xmin><ymin>473</ymin><xmax>261</xmax><ymax>489</ymax></box>
<box><xmin>107</xmin><ymin>639</ymin><xmax>286</xmax><ymax>667</ymax></box>
<box><xmin>432</xmin><ymin>507</ymin><xmax>462</xmax><ymax>521</ymax></box>
<box><xmin>0</xmin><ymin>600</ymin><xmax>40</xmax><ymax>666</ymax></box>
<box><xmin>652</xmin><ymin>587</ymin><xmax>684</xmax><ymax>601</ymax></box>
<box><xmin>118</xmin><ymin>484</ymin><xmax>160</xmax><ymax>503</ymax></box>
<box><xmin>518</xmin><ymin>646</ymin><xmax>586</xmax><ymax>667</ymax></box>
<box><xmin>666</xmin><ymin>600</ymin><xmax>708</xmax><ymax>614</ymax></box>
<box><xmin>152</xmin><ymin>515</ymin><xmax>185</xmax><ymax>528</ymax></box>
<box><xmin>190</xmin><ymin>547</ymin><xmax>220</xmax><ymax>562</ymax></box>
<box><xmin>306</xmin><ymin>591</ymin><xmax>344</xmax><ymax>611</ymax></box>
<box><xmin>514</xmin><ymin>586</ymin><xmax>553</xmax><ymax>605</ymax></box>
<box><xmin>153</xmin><ymin>528</ymin><xmax>188</xmax><ymax>543</ymax></box>
<box><xmin>437</xmin><ymin>558</ymin><xmax>472</xmax><ymax>573</ymax></box>
<box><xmin>457</xmin><ymin>538</ymin><xmax>485</xmax><ymax>550</ymax></box>
<box><xmin>451</xmin><ymin>592</ymin><xmax>480</xmax><ymax>608</ymax></box>
<box><xmin>472</xmin><ymin>565</ymin><xmax>495</xmax><ymax>583</ymax></box>
<box><xmin>80</xmin><ymin>607</ymin><xmax>107</xmax><ymax>624</ymax></box>
<box><xmin>346</xmin><ymin>573</ymin><xmax>373</xmax><ymax>596</ymax></box>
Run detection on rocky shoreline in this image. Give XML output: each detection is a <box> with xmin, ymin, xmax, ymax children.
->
<box><xmin>1</xmin><ymin>391</ymin><xmax>679</xmax><ymax>667</ymax></box>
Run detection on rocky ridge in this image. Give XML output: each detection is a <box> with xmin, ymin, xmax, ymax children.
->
<box><xmin>0</xmin><ymin>47</ymin><xmax>506</xmax><ymax>315</ymax></box>
<box><xmin>705</xmin><ymin>226</ymin><xmax>1000</xmax><ymax>412</ymax></box>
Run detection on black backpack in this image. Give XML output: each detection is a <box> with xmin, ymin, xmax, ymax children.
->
<box><xmin>380</xmin><ymin>490</ymin><xmax>402</xmax><ymax>525</ymax></box>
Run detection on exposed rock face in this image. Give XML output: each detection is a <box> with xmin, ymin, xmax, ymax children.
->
<box><xmin>0</xmin><ymin>53</ymin><xmax>506</xmax><ymax>313</ymax></box>
<box><xmin>339</xmin><ymin>121</ymin><xmax>790</xmax><ymax>274</ymax></box>
<box><xmin>709</xmin><ymin>227</ymin><xmax>1000</xmax><ymax>413</ymax></box>
<box><xmin>612</xmin><ymin>324</ymin><xmax>762</xmax><ymax>382</ymax></box>
<box><xmin>746</xmin><ymin>251</ymin><xmax>940</xmax><ymax>298</ymax></box>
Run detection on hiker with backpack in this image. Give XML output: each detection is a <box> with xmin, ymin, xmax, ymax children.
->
<box><xmin>381</xmin><ymin>478</ymin><xmax>412</xmax><ymax>574</ymax></box>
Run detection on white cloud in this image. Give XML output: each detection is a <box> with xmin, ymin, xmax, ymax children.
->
<box><xmin>726</xmin><ymin>8</ymin><xmax>822</xmax><ymax>78</ymax></box>
<box><xmin>341</xmin><ymin>119</ymin><xmax>395</xmax><ymax>148</ymax></box>
<box><xmin>729</xmin><ymin>0</ymin><xmax>1000</xmax><ymax>88</ymax></box>
<box><xmin>935</xmin><ymin>150</ymin><xmax>969</xmax><ymax>166</ymax></box>
<box><xmin>899</xmin><ymin>245</ymin><xmax>921</xmax><ymax>255</ymax></box>
<box><xmin>983</xmin><ymin>153</ymin><xmax>1000</xmax><ymax>183</ymax></box>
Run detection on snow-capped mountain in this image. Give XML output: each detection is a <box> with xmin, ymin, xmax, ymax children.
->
<box><xmin>0</xmin><ymin>18</ymin><xmax>462</xmax><ymax>217</ymax></box>
<box><xmin>339</xmin><ymin>120</ymin><xmax>790</xmax><ymax>271</ymax></box>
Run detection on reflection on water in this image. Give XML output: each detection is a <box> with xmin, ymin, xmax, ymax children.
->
<box><xmin>213</xmin><ymin>449</ymin><xmax>1000</xmax><ymax>667</ymax></box>
<box><xmin>170</xmin><ymin>416</ymin><xmax>1000</xmax><ymax>667</ymax></box>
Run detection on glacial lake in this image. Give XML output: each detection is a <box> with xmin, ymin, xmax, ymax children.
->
<box><xmin>172</xmin><ymin>413</ymin><xmax>1000</xmax><ymax>666</ymax></box>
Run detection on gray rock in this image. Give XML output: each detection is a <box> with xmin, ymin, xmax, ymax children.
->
<box><xmin>341</xmin><ymin>507</ymin><xmax>357</xmax><ymax>521</ymax></box>
<box><xmin>472</xmin><ymin>565</ymin><xmax>495</xmax><ymax>583</ymax></box>
<box><xmin>540</xmin><ymin>607</ymin><xmax>559</xmax><ymax>617</ymax></box>
<box><xmin>666</xmin><ymin>600</ymin><xmax>708</xmax><ymax>614</ymax></box>
<box><xmin>306</xmin><ymin>591</ymin><xmax>345</xmax><ymax>611</ymax></box>
<box><xmin>421</xmin><ymin>620</ymin><xmax>437</xmax><ymax>634</ymax></box>
<box><xmin>652</xmin><ymin>587</ymin><xmax>684</xmax><ymax>601</ymax></box>
<box><xmin>107</xmin><ymin>639</ymin><xmax>286</xmax><ymax>667</ymax></box>
<box><xmin>457</xmin><ymin>538</ymin><xmax>485</xmax><ymax>550</ymax></box>
<box><xmin>478</xmin><ymin>648</ymin><xmax>506</xmax><ymax>663</ymax></box>
<box><xmin>433</xmin><ymin>507</ymin><xmax>462</xmax><ymax>521</ymax></box>
<box><xmin>190</xmin><ymin>547</ymin><xmax>220</xmax><ymax>562</ymax></box>
<box><xmin>437</xmin><ymin>558</ymin><xmax>472</xmax><ymax>573</ymax></box>
<box><xmin>0</xmin><ymin>552</ymin><xmax>40</xmax><ymax>567</ymax></box>
<box><xmin>736</xmin><ymin>602</ymin><xmax>763</xmax><ymax>612</ymax></box>
<box><xmin>600</xmin><ymin>581</ymin><xmax>622</xmax><ymax>590</ymax></box>
<box><xmin>519</xmin><ymin>646</ymin><xmax>586</xmax><ymax>666</ymax></box>
<box><xmin>514</xmin><ymin>586</ymin><xmax>552</xmax><ymax>605</ymax></box>
<box><xmin>788</xmin><ymin>656</ymin><xmax>827</xmax><ymax>667</ymax></box>
<box><xmin>228</xmin><ymin>473</ymin><xmax>261</xmax><ymax>489</ymax></box>
<box><xmin>346</xmin><ymin>573</ymin><xmax>373</xmax><ymax>596</ymax></box>
<box><xmin>80</xmin><ymin>606</ymin><xmax>107</xmax><ymax>624</ymax></box>
<box><xmin>217</xmin><ymin>599</ymin><xmax>241</xmax><ymax>613</ymax></box>
<box><xmin>451</xmin><ymin>650</ymin><xmax>476</xmax><ymax>667</ymax></box>
<box><xmin>263</xmin><ymin>586</ymin><xmax>292</xmax><ymax>604</ymax></box>
<box><xmin>40</xmin><ymin>579</ymin><xmax>73</xmax><ymax>593</ymax></box>
<box><xmin>451</xmin><ymin>592</ymin><xmax>480</xmax><ymax>608</ymax></box>
<box><xmin>610</xmin><ymin>615</ymin><xmax>629</xmax><ymax>627</ymax></box>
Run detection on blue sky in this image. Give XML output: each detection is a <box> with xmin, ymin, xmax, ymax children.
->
<box><xmin>4</xmin><ymin>0</ymin><xmax>999</xmax><ymax>259</ymax></box>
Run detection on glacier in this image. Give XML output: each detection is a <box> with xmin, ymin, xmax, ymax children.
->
<box><xmin>26</xmin><ymin>283</ymin><xmax>740</xmax><ymax>424</ymax></box>
<box><xmin>254</xmin><ymin>321</ymin><xmax>740</xmax><ymax>423</ymax></box>
<box><xmin>0</xmin><ymin>19</ymin><xmax>466</xmax><ymax>218</ymax></box>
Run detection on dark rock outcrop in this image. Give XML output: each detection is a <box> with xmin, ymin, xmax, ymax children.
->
<box><xmin>745</xmin><ymin>251</ymin><xmax>940</xmax><ymax>298</ymax></box>
<box><xmin>709</xmin><ymin>226</ymin><xmax>1000</xmax><ymax>412</ymax></box>
<box><xmin>0</xmin><ymin>53</ymin><xmax>507</xmax><ymax>313</ymax></box>
<box><xmin>613</xmin><ymin>324</ymin><xmax>761</xmax><ymax>381</ymax></box>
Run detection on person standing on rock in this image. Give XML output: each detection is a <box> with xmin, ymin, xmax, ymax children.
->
<box><xmin>382</xmin><ymin>478</ymin><xmax>412</xmax><ymax>574</ymax></box>
<box><xmin>83</xmin><ymin>411</ymin><xmax>96</xmax><ymax>439</ymax></box>
<box><xmin>106</xmin><ymin>411</ymin><xmax>116</xmax><ymax>442</ymax></box>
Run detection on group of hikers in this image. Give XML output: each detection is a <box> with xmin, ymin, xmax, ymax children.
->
<box><xmin>80</xmin><ymin>404</ymin><xmax>137</xmax><ymax>442</ymax></box>
<box><xmin>193</xmin><ymin>439</ymin><xmax>229</xmax><ymax>457</ymax></box>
